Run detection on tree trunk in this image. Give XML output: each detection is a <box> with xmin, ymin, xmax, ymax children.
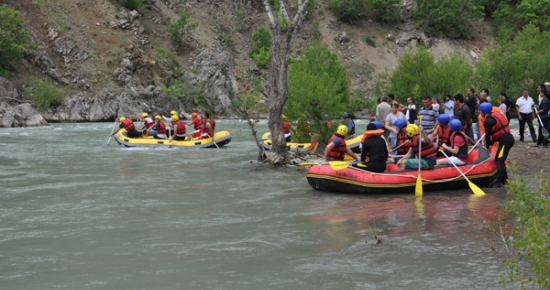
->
<box><xmin>262</xmin><ymin>0</ymin><xmax>309</xmax><ymax>165</ymax></box>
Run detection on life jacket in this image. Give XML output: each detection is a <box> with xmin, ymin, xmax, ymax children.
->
<box><xmin>192</xmin><ymin>117</ymin><xmax>203</xmax><ymax>130</ymax></box>
<box><xmin>408</xmin><ymin>135</ymin><xmax>437</xmax><ymax>158</ymax></box>
<box><xmin>361</xmin><ymin>129</ymin><xmax>384</xmax><ymax>143</ymax></box>
<box><xmin>173</xmin><ymin>120</ymin><xmax>186</xmax><ymax>136</ymax></box>
<box><xmin>144</xmin><ymin>116</ymin><xmax>155</xmax><ymax>129</ymax></box>
<box><xmin>396</xmin><ymin>131</ymin><xmax>409</xmax><ymax>154</ymax></box>
<box><xmin>488</xmin><ymin>112</ymin><xmax>510</xmax><ymax>141</ymax></box>
<box><xmin>283</xmin><ymin>121</ymin><xmax>291</xmax><ymax>134</ymax></box>
<box><xmin>122</xmin><ymin>118</ymin><xmax>135</xmax><ymax>131</ymax></box>
<box><xmin>328</xmin><ymin>134</ymin><xmax>347</xmax><ymax>160</ymax></box>
<box><xmin>437</xmin><ymin>125</ymin><xmax>452</xmax><ymax>147</ymax></box>
<box><xmin>450</xmin><ymin>131</ymin><xmax>468</xmax><ymax>158</ymax></box>
<box><xmin>480</xmin><ymin>107</ymin><xmax>506</xmax><ymax>136</ymax></box>
<box><xmin>155</xmin><ymin>121</ymin><xmax>166</xmax><ymax>135</ymax></box>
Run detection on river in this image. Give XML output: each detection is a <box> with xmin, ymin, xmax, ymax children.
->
<box><xmin>0</xmin><ymin>120</ymin><xmax>510</xmax><ymax>289</ymax></box>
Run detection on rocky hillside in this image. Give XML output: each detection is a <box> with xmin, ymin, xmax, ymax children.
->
<box><xmin>0</xmin><ymin>0</ymin><xmax>494</xmax><ymax>127</ymax></box>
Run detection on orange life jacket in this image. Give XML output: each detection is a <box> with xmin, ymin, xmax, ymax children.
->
<box><xmin>361</xmin><ymin>129</ymin><xmax>384</xmax><ymax>143</ymax></box>
<box><xmin>122</xmin><ymin>118</ymin><xmax>135</xmax><ymax>131</ymax></box>
<box><xmin>172</xmin><ymin>120</ymin><xmax>186</xmax><ymax>136</ymax></box>
<box><xmin>155</xmin><ymin>121</ymin><xmax>166</xmax><ymax>135</ymax></box>
<box><xmin>437</xmin><ymin>125</ymin><xmax>452</xmax><ymax>147</ymax></box>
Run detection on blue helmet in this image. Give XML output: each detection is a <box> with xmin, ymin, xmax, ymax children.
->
<box><xmin>394</xmin><ymin>118</ymin><xmax>407</xmax><ymax>129</ymax></box>
<box><xmin>450</xmin><ymin>119</ymin><xmax>462</xmax><ymax>132</ymax></box>
<box><xmin>343</xmin><ymin>112</ymin><xmax>349</xmax><ymax>118</ymax></box>
<box><xmin>371</xmin><ymin>121</ymin><xmax>383</xmax><ymax>130</ymax></box>
<box><xmin>437</xmin><ymin>114</ymin><xmax>450</xmax><ymax>126</ymax></box>
<box><xmin>479</xmin><ymin>102</ymin><xmax>493</xmax><ymax>115</ymax></box>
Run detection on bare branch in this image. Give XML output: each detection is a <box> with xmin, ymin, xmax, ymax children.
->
<box><xmin>280</xmin><ymin>0</ymin><xmax>291</xmax><ymax>24</ymax></box>
<box><xmin>262</xmin><ymin>0</ymin><xmax>277</xmax><ymax>28</ymax></box>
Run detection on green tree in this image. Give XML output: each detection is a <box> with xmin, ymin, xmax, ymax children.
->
<box><xmin>249</xmin><ymin>26</ymin><xmax>272</xmax><ymax>58</ymax></box>
<box><xmin>413</xmin><ymin>0</ymin><xmax>484</xmax><ymax>37</ymax></box>
<box><xmin>117</xmin><ymin>0</ymin><xmax>144</xmax><ymax>10</ymax></box>
<box><xmin>330</xmin><ymin>0</ymin><xmax>400</xmax><ymax>24</ymax></box>
<box><xmin>286</xmin><ymin>42</ymin><xmax>349</xmax><ymax>148</ymax></box>
<box><xmin>24</xmin><ymin>78</ymin><xmax>64</xmax><ymax>110</ymax></box>
<box><xmin>169</xmin><ymin>9</ymin><xmax>198</xmax><ymax>48</ymax></box>
<box><xmin>0</xmin><ymin>5</ymin><xmax>31</xmax><ymax>69</ymax></box>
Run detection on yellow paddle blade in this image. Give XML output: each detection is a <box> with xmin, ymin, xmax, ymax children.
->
<box><xmin>498</xmin><ymin>145</ymin><xmax>505</xmax><ymax>158</ymax></box>
<box><xmin>468</xmin><ymin>180</ymin><xmax>485</xmax><ymax>196</ymax></box>
<box><xmin>329</xmin><ymin>161</ymin><xmax>351</xmax><ymax>171</ymax></box>
<box><xmin>415</xmin><ymin>197</ymin><xmax>425</xmax><ymax>219</ymax></box>
<box><xmin>415</xmin><ymin>175</ymin><xmax>423</xmax><ymax>196</ymax></box>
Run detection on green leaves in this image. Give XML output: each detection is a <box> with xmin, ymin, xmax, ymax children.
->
<box><xmin>169</xmin><ymin>9</ymin><xmax>198</xmax><ymax>48</ymax></box>
<box><xmin>413</xmin><ymin>0</ymin><xmax>484</xmax><ymax>37</ymax></box>
<box><xmin>24</xmin><ymin>79</ymin><xmax>64</xmax><ymax>110</ymax></box>
<box><xmin>0</xmin><ymin>5</ymin><xmax>31</xmax><ymax>68</ymax></box>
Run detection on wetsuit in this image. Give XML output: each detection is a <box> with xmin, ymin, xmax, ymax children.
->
<box><xmin>360</xmin><ymin>135</ymin><xmax>388</xmax><ymax>173</ymax></box>
<box><xmin>484</xmin><ymin>112</ymin><xmax>514</xmax><ymax>187</ymax></box>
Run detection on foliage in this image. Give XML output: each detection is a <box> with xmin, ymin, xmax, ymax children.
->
<box><xmin>413</xmin><ymin>0</ymin><xmax>484</xmax><ymax>37</ymax></box>
<box><xmin>24</xmin><ymin>78</ymin><xmax>64</xmax><ymax>110</ymax></box>
<box><xmin>502</xmin><ymin>165</ymin><xmax>550</xmax><ymax>288</ymax></box>
<box><xmin>286</xmin><ymin>42</ymin><xmax>349</xmax><ymax>145</ymax></box>
<box><xmin>382</xmin><ymin>48</ymin><xmax>473</xmax><ymax>104</ymax></box>
<box><xmin>118</xmin><ymin>0</ymin><xmax>144</xmax><ymax>10</ymax></box>
<box><xmin>329</xmin><ymin>0</ymin><xmax>400</xmax><ymax>24</ymax></box>
<box><xmin>0</xmin><ymin>5</ymin><xmax>31</xmax><ymax>69</ymax></box>
<box><xmin>474</xmin><ymin>24</ymin><xmax>550</xmax><ymax>102</ymax></box>
<box><xmin>163</xmin><ymin>78</ymin><xmax>205</xmax><ymax>106</ymax></box>
<box><xmin>169</xmin><ymin>9</ymin><xmax>198</xmax><ymax>48</ymax></box>
<box><xmin>249</xmin><ymin>26</ymin><xmax>272</xmax><ymax>57</ymax></box>
<box><xmin>489</xmin><ymin>0</ymin><xmax>550</xmax><ymax>33</ymax></box>
<box><xmin>252</xmin><ymin>46</ymin><xmax>272</xmax><ymax>68</ymax></box>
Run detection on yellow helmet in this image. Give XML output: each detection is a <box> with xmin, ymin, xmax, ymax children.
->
<box><xmin>154</xmin><ymin>115</ymin><xmax>162</xmax><ymax>121</ymax></box>
<box><xmin>172</xmin><ymin>115</ymin><xmax>179</xmax><ymax>121</ymax></box>
<box><xmin>282</xmin><ymin>114</ymin><xmax>287</xmax><ymax>120</ymax></box>
<box><xmin>337</xmin><ymin>125</ymin><xmax>348</xmax><ymax>137</ymax></box>
<box><xmin>170</xmin><ymin>110</ymin><xmax>177</xmax><ymax>115</ymax></box>
<box><xmin>142</xmin><ymin>113</ymin><xmax>149</xmax><ymax>118</ymax></box>
<box><xmin>119</xmin><ymin>117</ymin><xmax>126</xmax><ymax>122</ymax></box>
<box><xmin>406</xmin><ymin>124</ymin><xmax>419</xmax><ymax>138</ymax></box>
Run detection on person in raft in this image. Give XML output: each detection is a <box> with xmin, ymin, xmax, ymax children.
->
<box><xmin>110</xmin><ymin>117</ymin><xmax>142</xmax><ymax>138</ymax></box>
<box><xmin>169</xmin><ymin>115</ymin><xmax>187</xmax><ymax>142</ymax></box>
<box><xmin>324</xmin><ymin>125</ymin><xmax>360</xmax><ymax>162</ymax></box>
<box><xmin>199</xmin><ymin>112</ymin><xmax>216</xmax><ymax>139</ymax></box>
<box><xmin>393</xmin><ymin>118</ymin><xmax>409</xmax><ymax>163</ymax></box>
<box><xmin>481</xmin><ymin>102</ymin><xmax>514</xmax><ymax>188</ymax></box>
<box><xmin>282</xmin><ymin>114</ymin><xmax>292</xmax><ymax>142</ymax></box>
<box><xmin>397</xmin><ymin>124</ymin><xmax>437</xmax><ymax>170</ymax></box>
<box><xmin>187</xmin><ymin>112</ymin><xmax>203</xmax><ymax>140</ymax></box>
<box><xmin>140</xmin><ymin>113</ymin><xmax>155</xmax><ymax>137</ymax></box>
<box><xmin>430</xmin><ymin>114</ymin><xmax>452</xmax><ymax>156</ymax></box>
<box><xmin>359</xmin><ymin>123</ymin><xmax>388</xmax><ymax>172</ymax></box>
<box><xmin>152</xmin><ymin>115</ymin><xmax>167</xmax><ymax>139</ymax></box>
<box><xmin>436</xmin><ymin>119</ymin><xmax>469</xmax><ymax>166</ymax></box>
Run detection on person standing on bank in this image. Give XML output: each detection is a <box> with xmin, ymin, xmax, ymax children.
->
<box><xmin>418</xmin><ymin>96</ymin><xmax>439</xmax><ymax>137</ymax></box>
<box><xmin>515</xmin><ymin>88</ymin><xmax>537</xmax><ymax>142</ymax></box>
<box><xmin>402</xmin><ymin>97</ymin><xmax>417</xmax><ymax>124</ymax></box>
<box><xmin>343</xmin><ymin>112</ymin><xmax>356</xmax><ymax>138</ymax></box>
<box><xmin>534</xmin><ymin>87</ymin><xmax>550</xmax><ymax>147</ymax></box>
<box><xmin>466</xmin><ymin>87</ymin><xmax>480</xmax><ymax>140</ymax></box>
<box><xmin>442</xmin><ymin>94</ymin><xmax>455</xmax><ymax>118</ymax></box>
<box><xmin>385</xmin><ymin>102</ymin><xmax>406</xmax><ymax>155</ymax></box>
<box><xmin>454</xmin><ymin>93</ymin><xmax>473</xmax><ymax>138</ymax></box>
<box><xmin>481</xmin><ymin>102</ymin><xmax>514</xmax><ymax>188</ymax></box>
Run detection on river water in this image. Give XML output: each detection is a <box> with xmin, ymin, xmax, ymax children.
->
<box><xmin>0</xmin><ymin>120</ymin><xmax>511</xmax><ymax>289</ymax></box>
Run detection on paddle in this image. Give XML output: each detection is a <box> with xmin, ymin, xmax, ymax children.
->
<box><xmin>415</xmin><ymin>116</ymin><xmax>423</xmax><ymax>197</ymax></box>
<box><xmin>439</xmin><ymin>149</ymin><xmax>485</xmax><ymax>196</ymax></box>
<box><xmin>107</xmin><ymin>119</ymin><xmax>118</xmax><ymax>145</ymax></box>
<box><xmin>296</xmin><ymin>160</ymin><xmax>366</xmax><ymax>170</ymax></box>
<box><xmin>208</xmin><ymin>133</ymin><xmax>220</xmax><ymax>149</ymax></box>
<box><xmin>536</xmin><ymin>111</ymin><xmax>550</xmax><ymax>139</ymax></box>
<box><xmin>468</xmin><ymin>133</ymin><xmax>486</xmax><ymax>154</ymax></box>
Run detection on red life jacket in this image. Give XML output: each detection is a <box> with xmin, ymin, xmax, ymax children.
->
<box><xmin>408</xmin><ymin>135</ymin><xmax>437</xmax><ymax>158</ymax></box>
<box><xmin>122</xmin><ymin>118</ymin><xmax>135</xmax><ymax>131</ymax></box>
<box><xmin>328</xmin><ymin>134</ymin><xmax>347</xmax><ymax>160</ymax></box>
<box><xmin>144</xmin><ymin>117</ymin><xmax>155</xmax><ymax>129</ymax></box>
<box><xmin>192</xmin><ymin>118</ymin><xmax>203</xmax><ymax>130</ymax></box>
<box><xmin>396</xmin><ymin>131</ymin><xmax>409</xmax><ymax>154</ymax></box>
<box><xmin>437</xmin><ymin>125</ymin><xmax>452</xmax><ymax>146</ymax></box>
<box><xmin>155</xmin><ymin>121</ymin><xmax>166</xmax><ymax>135</ymax></box>
<box><xmin>173</xmin><ymin>120</ymin><xmax>186</xmax><ymax>136</ymax></box>
<box><xmin>488</xmin><ymin>113</ymin><xmax>510</xmax><ymax>141</ymax></box>
<box><xmin>283</xmin><ymin>121</ymin><xmax>291</xmax><ymax>134</ymax></box>
<box><xmin>450</xmin><ymin>131</ymin><xmax>468</xmax><ymax>158</ymax></box>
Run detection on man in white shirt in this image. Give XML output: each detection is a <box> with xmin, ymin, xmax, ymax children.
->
<box><xmin>515</xmin><ymin>88</ymin><xmax>537</xmax><ymax>142</ymax></box>
<box><xmin>443</xmin><ymin>94</ymin><xmax>454</xmax><ymax>118</ymax></box>
<box><xmin>402</xmin><ymin>97</ymin><xmax>417</xmax><ymax>123</ymax></box>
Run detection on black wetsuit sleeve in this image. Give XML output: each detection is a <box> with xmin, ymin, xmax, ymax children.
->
<box><xmin>360</xmin><ymin>141</ymin><xmax>367</xmax><ymax>162</ymax></box>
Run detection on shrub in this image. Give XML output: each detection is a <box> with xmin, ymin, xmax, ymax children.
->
<box><xmin>169</xmin><ymin>9</ymin><xmax>198</xmax><ymax>47</ymax></box>
<box><xmin>24</xmin><ymin>79</ymin><xmax>64</xmax><ymax>110</ymax></box>
<box><xmin>0</xmin><ymin>5</ymin><xmax>31</xmax><ymax>68</ymax></box>
<box><xmin>413</xmin><ymin>0</ymin><xmax>484</xmax><ymax>37</ymax></box>
<box><xmin>252</xmin><ymin>47</ymin><xmax>272</xmax><ymax>68</ymax></box>
<box><xmin>163</xmin><ymin>78</ymin><xmax>205</xmax><ymax>106</ymax></box>
<box><xmin>119</xmin><ymin>0</ymin><xmax>143</xmax><ymax>10</ymax></box>
<box><xmin>330</xmin><ymin>0</ymin><xmax>400</xmax><ymax>24</ymax></box>
<box><xmin>249</xmin><ymin>26</ymin><xmax>272</xmax><ymax>57</ymax></box>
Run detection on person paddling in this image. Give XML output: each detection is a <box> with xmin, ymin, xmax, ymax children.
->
<box><xmin>169</xmin><ymin>115</ymin><xmax>187</xmax><ymax>142</ymax></box>
<box><xmin>397</xmin><ymin>124</ymin><xmax>437</xmax><ymax>170</ymax></box>
<box><xmin>110</xmin><ymin>117</ymin><xmax>141</xmax><ymax>138</ymax></box>
<box><xmin>324</xmin><ymin>125</ymin><xmax>360</xmax><ymax>162</ymax></box>
<box><xmin>436</xmin><ymin>119</ymin><xmax>469</xmax><ymax>166</ymax></box>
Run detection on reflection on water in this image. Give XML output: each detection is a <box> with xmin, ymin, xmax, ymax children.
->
<box><xmin>0</xmin><ymin>121</ymin><xmax>511</xmax><ymax>289</ymax></box>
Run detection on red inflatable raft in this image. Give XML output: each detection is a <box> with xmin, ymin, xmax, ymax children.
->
<box><xmin>306</xmin><ymin>147</ymin><xmax>498</xmax><ymax>194</ymax></box>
